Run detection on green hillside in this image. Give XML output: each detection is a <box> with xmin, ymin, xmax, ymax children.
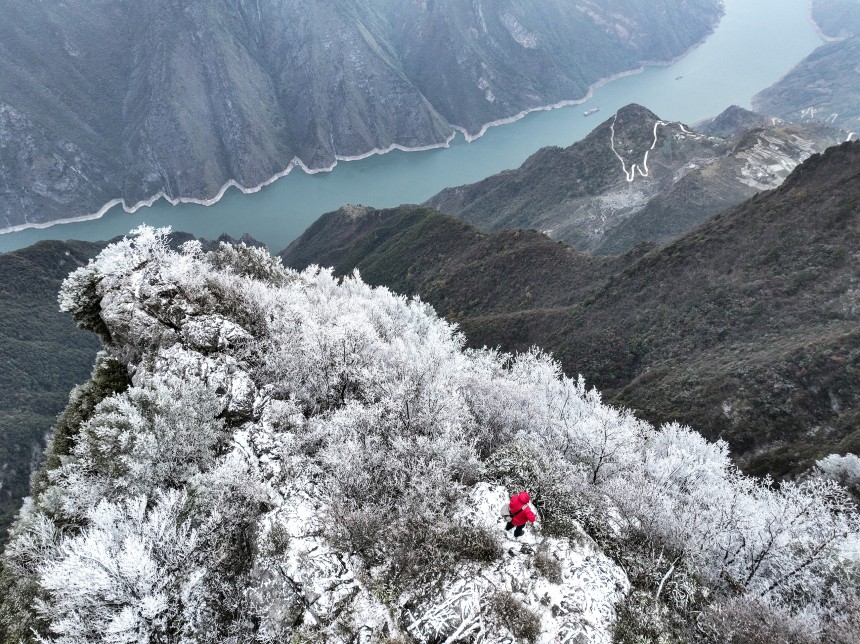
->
<box><xmin>0</xmin><ymin>240</ymin><xmax>103</xmax><ymax>537</ymax></box>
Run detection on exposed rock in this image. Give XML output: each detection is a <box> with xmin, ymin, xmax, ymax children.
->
<box><xmin>181</xmin><ymin>314</ymin><xmax>252</xmax><ymax>353</ymax></box>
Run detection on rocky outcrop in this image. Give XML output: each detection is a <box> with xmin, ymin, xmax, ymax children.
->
<box><xmin>261</xmin><ymin>483</ymin><xmax>627</xmax><ymax>643</ymax></box>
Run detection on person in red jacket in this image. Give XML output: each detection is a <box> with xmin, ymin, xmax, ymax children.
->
<box><xmin>505</xmin><ymin>490</ymin><xmax>536</xmax><ymax>538</ymax></box>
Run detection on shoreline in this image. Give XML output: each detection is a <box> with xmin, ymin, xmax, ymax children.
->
<box><xmin>0</xmin><ymin>18</ymin><xmax>723</xmax><ymax>237</ymax></box>
<box><xmin>806</xmin><ymin>0</ymin><xmax>847</xmax><ymax>42</ymax></box>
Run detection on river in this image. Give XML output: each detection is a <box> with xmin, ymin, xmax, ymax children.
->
<box><xmin>0</xmin><ymin>0</ymin><xmax>824</xmax><ymax>254</ymax></box>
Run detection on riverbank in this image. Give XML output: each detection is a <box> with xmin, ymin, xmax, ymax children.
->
<box><xmin>0</xmin><ymin>0</ymin><xmax>822</xmax><ymax>253</ymax></box>
<box><xmin>0</xmin><ymin>13</ymin><xmax>724</xmax><ymax>237</ymax></box>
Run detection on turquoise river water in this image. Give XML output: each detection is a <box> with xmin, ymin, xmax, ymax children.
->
<box><xmin>0</xmin><ymin>0</ymin><xmax>824</xmax><ymax>254</ymax></box>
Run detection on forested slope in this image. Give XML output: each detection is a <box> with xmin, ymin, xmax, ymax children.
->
<box><xmin>283</xmin><ymin>142</ymin><xmax>860</xmax><ymax>477</ymax></box>
<box><xmin>0</xmin><ymin>241</ymin><xmax>102</xmax><ymax>538</ymax></box>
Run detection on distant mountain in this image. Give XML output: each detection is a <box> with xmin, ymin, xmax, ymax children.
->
<box><xmin>280</xmin><ymin>204</ymin><xmax>635</xmax><ymax>319</ymax></box>
<box><xmin>752</xmin><ymin>38</ymin><xmax>860</xmax><ymax>131</ymax></box>
<box><xmin>694</xmin><ymin>104</ymin><xmax>774</xmax><ymax>138</ymax></box>
<box><xmin>752</xmin><ymin>0</ymin><xmax>860</xmax><ymax>131</ymax></box>
<box><xmin>282</xmin><ymin>141</ymin><xmax>860</xmax><ymax>478</ymax></box>
<box><xmin>0</xmin><ymin>0</ymin><xmax>722</xmax><ymax>231</ymax></box>
<box><xmin>810</xmin><ymin>0</ymin><xmax>860</xmax><ymax>39</ymax></box>
<box><xmin>425</xmin><ymin>104</ymin><xmax>845</xmax><ymax>254</ymax></box>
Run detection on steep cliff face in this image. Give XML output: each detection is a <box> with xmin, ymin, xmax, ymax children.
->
<box><xmin>0</xmin><ymin>0</ymin><xmax>722</xmax><ymax>230</ymax></box>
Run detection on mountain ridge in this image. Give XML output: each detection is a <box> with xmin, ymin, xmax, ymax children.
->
<box><xmin>2</xmin><ymin>225</ymin><xmax>857</xmax><ymax>642</ymax></box>
<box><xmin>282</xmin><ymin>141</ymin><xmax>860</xmax><ymax>477</ymax></box>
<box><xmin>425</xmin><ymin>103</ymin><xmax>847</xmax><ymax>253</ymax></box>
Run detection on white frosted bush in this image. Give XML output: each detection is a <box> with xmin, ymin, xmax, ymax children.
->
<box><xmin>816</xmin><ymin>453</ymin><xmax>860</xmax><ymax>491</ymax></box>
<box><xmin>1</xmin><ymin>226</ymin><xmax>856</xmax><ymax>641</ymax></box>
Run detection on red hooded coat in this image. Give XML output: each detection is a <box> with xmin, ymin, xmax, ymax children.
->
<box><xmin>511</xmin><ymin>505</ymin><xmax>536</xmax><ymax>527</ymax></box>
<box><xmin>509</xmin><ymin>491</ymin><xmax>530</xmax><ymax>515</ymax></box>
<box><xmin>509</xmin><ymin>491</ymin><xmax>536</xmax><ymax>527</ymax></box>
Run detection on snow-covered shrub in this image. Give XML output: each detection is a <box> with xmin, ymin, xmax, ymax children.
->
<box><xmin>35</xmin><ymin>375</ymin><xmax>226</xmax><ymax>526</ymax></box>
<box><xmin>76</xmin><ymin>376</ymin><xmax>224</xmax><ymax>491</ymax></box>
<box><xmin>534</xmin><ymin>542</ymin><xmax>563</xmax><ymax>583</ymax></box>
<box><xmin>816</xmin><ymin>453</ymin><xmax>860</xmax><ymax>498</ymax></box>
<box><xmin>612</xmin><ymin>590</ymin><xmax>678</xmax><ymax>644</ymax></box>
<box><xmin>445</xmin><ymin>524</ymin><xmax>502</xmax><ymax>563</ymax></box>
<box><xmin>696</xmin><ymin>595</ymin><xmax>823</xmax><ymax>644</ymax></box>
<box><xmin>33</xmin><ymin>353</ymin><xmax>130</xmax><ymax>492</ymax></box>
<box><xmin>56</xmin><ymin>262</ymin><xmax>111</xmax><ymax>341</ymax></box>
<box><xmin>488</xmin><ymin>591</ymin><xmax>541</xmax><ymax>643</ymax></box>
<box><xmin>1</xmin><ymin>226</ymin><xmax>858</xmax><ymax>643</ymax></box>
<box><xmin>35</xmin><ymin>491</ymin><xmax>203</xmax><ymax>643</ymax></box>
<box><xmin>205</xmin><ymin>239</ymin><xmax>290</xmax><ymax>284</ymax></box>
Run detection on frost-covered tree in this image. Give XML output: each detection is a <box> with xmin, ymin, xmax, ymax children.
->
<box><xmin>1</xmin><ymin>226</ymin><xmax>857</xmax><ymax>643</ymax></box>
<box><xmin>35</xmin><ymin>491</ymin><xmax>203</xmax><ymax>643</ymax></box>
<box><xmin>37</xmin><ymin>375</ymin><xmax>226</xmax><ymax>523</ymax></box>
<box><xmin>816</xmin><ymin>453</ymin><xmax>860</xmax><ymax>500</ymax></box>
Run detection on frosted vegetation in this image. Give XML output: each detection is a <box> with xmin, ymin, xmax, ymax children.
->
<box><xmin>0</xmin><ymin>227</ymin><xmax>858</xmax><ymax>642</ymax></box>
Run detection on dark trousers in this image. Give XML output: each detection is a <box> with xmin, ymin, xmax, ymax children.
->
<box><xmin>505</xmin><ymin>520</ymin><xmax>525</xmax><ymax>538</ymax></box>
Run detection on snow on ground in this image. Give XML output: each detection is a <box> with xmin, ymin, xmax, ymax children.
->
<box><xmin>405</xmin><ymin>484</ymin><xmax>628</xmax><ymax>643</ymax></box>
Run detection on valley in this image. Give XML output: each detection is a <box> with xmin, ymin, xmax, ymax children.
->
<box><xmin>0</xmin><ymin>0</ymin><xmax>824</xmax><ymax>253</ymax></box>
<box><xmin>0</xmin><ymin>0</ymin><xmax>722</xmax><ymax>232</ymax></box>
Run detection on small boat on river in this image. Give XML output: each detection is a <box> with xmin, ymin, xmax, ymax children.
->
<box><xmin>584</xmin><ymin>107</ymin><xmax>599</xmax><ymax>116</ymax></box>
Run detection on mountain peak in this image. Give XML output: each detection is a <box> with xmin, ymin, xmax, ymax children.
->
<box><xmin>584</xmin><ymin>103</ymin><xmax>663</xmax><ymax>140</ymax></box>
<box><xmin>614</xmin><ymin>103</ymin><xmax>662</xmax><ymax>122</ymax></box>
<box><xmin>335</xmin><ymin>204</ymin><xmax>374</xmax><ymax>220</ymax></box>
<box><xmin>696</xmin><ymin>105</ymin><xmax>773</xmax><ymax>138</ymax></box>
